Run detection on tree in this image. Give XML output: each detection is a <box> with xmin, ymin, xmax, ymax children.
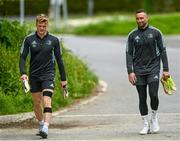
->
<box><xmin>143</xmin><ymin>0</ymin><xmax>155</xmax><ymax>12</ymax></box>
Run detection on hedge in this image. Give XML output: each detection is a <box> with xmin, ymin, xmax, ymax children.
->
<box><xmin>1</xmin><ymin>0</ymin><xmax>180</xmax><ymax>16</ymax></box>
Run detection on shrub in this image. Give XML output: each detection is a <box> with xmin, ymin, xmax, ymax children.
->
<box><xmin>0</xmin><ymin>47</ymin><xmax>22</xmax><ymax>95</ymax></box>
<box><xmin>0</xmin><ymin>0</ymin><xmax>49</xmax><ymax>16</ymax></box>
<box><xmin>0</xmin><ymin>20</ymin><xmax>29</xmax><ymax>50</ymax></box>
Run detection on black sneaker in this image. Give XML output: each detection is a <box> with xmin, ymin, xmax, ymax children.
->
<box><xmin>39</xmin><ymin>130</ymin><xmax>48</xmax><ymax>139</ymax></box>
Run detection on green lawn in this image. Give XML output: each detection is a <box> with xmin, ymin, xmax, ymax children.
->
<box><xmin>31</xmin><ymin>13</ymin><xmax>180</xmax><ymax>35</ymax></box>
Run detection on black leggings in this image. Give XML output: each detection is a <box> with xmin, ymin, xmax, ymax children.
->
<box><xmin>136</xmin><ymin>81</ymin><xmax>159</xmax><ymax>116</ymax></box>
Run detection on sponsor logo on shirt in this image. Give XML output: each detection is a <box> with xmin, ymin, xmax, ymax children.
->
<box><xmin>154</xmin><ymin>75</ymin><xmax>159</xmax><ymax>80</ymax></box>
<box><xmin>32</xmin><ymin>40</ymin><xmax>37</xmax><ymax>47</ymax></box>
<box><xmin>50</xmin><ymin>83</ymin><xmax>54</xmax><ymax>88</ymax></box>
<box><xmin>148</xmin><ymin>33</ymin><xmax>153</xmax><ymax>38</ymax></box>
<box><xmin>46</xmin><ymin>40</ymin><xmax>52</xmax><ymax>45</ymax></box>
<box><xmin>135</xmin><ymin>36</ymin><xmax>140</xmax><ymax>42</ymax></box>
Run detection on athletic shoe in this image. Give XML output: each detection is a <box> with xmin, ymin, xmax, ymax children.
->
<box><xmin>140</xmin><ymin>124</ymin><xmax>150</xmax><ymax>135</ymax></box>
<box><xmin>39</xmin><ymin>125</ymin><xmax>48</xmax><ymax>139</ymax></box>
<box><xmin>151</xmin><ymin>116</ymin><xmax>160</xmax><ymax>133</ymax></box>
<box><xmin>139</xmin><ymin>115</ymin><xmax>150</xmax><ymax>135</ymax></box>
<box><xmin>36</xmin><ymin>124</ymin><xmax>44</xmax><ymax>136</ymax></box>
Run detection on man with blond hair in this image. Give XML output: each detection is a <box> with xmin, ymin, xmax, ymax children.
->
<box><xmin>19</xmin><ymin>14</ymin><xmax>67</xmax><ymax>138</ymax></box>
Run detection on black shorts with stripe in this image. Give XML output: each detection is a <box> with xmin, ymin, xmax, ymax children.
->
<box><xmin>135</xmin><ymin>73</ymin><xmax>159</xmax><ymax>85</ymax></box>
<box><xmin>30</xmin><ymin>79</ymin><xmax>55</xmax><ymax>93</ymax></box>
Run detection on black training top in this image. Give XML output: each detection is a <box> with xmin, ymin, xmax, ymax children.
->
<box><xmin>19</xmin><ymin>32</ymin><xmax>66</xmax><ymax>81</ymax></box>
<box><xmin>126</xmin><ymin>25</ymin><xmax>169</xmax><ymax>75</ymax></box>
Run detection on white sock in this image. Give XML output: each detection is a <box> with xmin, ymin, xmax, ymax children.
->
<box><xmin>152</xmin><ymin>110</ymin><xmax>157</xmax><ymax>119</ymax></box>
<box><xmin>39</xmin><ymin>120</ymin><xmax>44</xmax><ymax>125</ymax></box>
<box><xmin>44</xmin><ymin>122</ymin><xmax>49</xmax><ymax>127</ymax></box>
<box><xmin>142</xmin><ymin>115</ymin><xmax>148</xmax><ymax>120</ymax></box>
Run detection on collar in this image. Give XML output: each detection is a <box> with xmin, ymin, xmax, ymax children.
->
<box><xmin>138</xmin><ymin>24</ymin><xmax>149</xmax><ymax>31</ymax></box>
<box><xmin>35</xmin><ymin>31</ymin><xmax>49</xmax><ymax>39</ymax></box>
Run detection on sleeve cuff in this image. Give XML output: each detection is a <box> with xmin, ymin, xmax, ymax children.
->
<box><xmin>128</xmin><ymin>70</ymin><xmax>133</xmax><ymax>74</ymax></box>
<box><xmin>163</xmin><ymin>68</ymin><xmax>169</xmax><ymax>72</ymax></box>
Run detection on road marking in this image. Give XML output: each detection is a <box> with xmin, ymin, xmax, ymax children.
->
<box><xmin>54</xmin><ymin>113</ymin><xmax>180</xmax><ymax>118</ymax></box>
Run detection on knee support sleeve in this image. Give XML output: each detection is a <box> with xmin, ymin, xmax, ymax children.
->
<box><xmin>43</xmin><ymin>107</ymin><xmax>52</xmax><ymax>113</ymax></box>
<box><xmin>43</xmin><ymin>91</ymin><xmax>52</xmax><ymax>98</ymax></box>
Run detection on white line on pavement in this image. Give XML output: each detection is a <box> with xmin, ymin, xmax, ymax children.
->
<box><xmin>54</xmin><ymin>113</ymin><xmax>180</xmax><ymax>118</ymax></box>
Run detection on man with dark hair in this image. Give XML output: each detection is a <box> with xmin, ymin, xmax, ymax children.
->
<box><xmin>19</xmin><ymin>14</ymin><xmax>67</xmax><ymax>138</ymax></box>
<box><xmin>126</xmin><ymin>9</ymin><xmax>170</xmax><ymax>134</ymax></box>
<box><xmin>135</xmin><ymin>9</ymin><xmax>147</xmax><ymax>14</ymax></box>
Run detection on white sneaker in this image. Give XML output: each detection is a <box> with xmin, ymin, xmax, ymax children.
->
<box><xmin>39</xmin><ymin>124</ymin><xmax>48</xmax><ymax>139</ymax></box>
<box><xmin>140</xmin><ymin>124</ymin><xmax>149</xmax><ymax>135</ymax></box>
<box><xmin>39</xmin><ymin>124</ymin><xmax>44</xmax><ymax>131</ymax></box>
<box><xmin>151</xmin><ymin>110</ymin><xmax>160</xmax><ymax>133</ymax></box>
<box><xmin>151</xmin><ymin>117</ymin><xmax>160</xmax><ymax>133</ymax></box>
<box><xmin>139</xmin><ymin>115</ymin><xmax>150</xmax><ymax>135</ymax></box>
<box><xmin>36</xmin><ymin>121</ymin><xmax>44</xmax><ymax>136</ymax></box>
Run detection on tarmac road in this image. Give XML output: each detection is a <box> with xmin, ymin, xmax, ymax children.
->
<box><xmin>0</xmin><ymin>36</ymin><xmax>179</xmax><ymax>140</ymax></box>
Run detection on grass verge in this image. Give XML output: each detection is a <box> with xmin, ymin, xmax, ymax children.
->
<box><xmin>42</xmin><ymin>13</ymin><xmax>180</xmax><ymax>35</ymax></box>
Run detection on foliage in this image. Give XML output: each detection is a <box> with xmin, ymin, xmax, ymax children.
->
<box><xmin>0</xmin><ymin>20</ymin><xmax>28</xmax><ymax>50</ymax></box>
<box><xmin>0</xmin><ymin>20</ymin><xmax>32</xmax><ymax>114</ymax></box>
<box><xmin>72</xmin><ymin>20</ymin><xmax>135</xmax><ymax>35</ymax></box>
<box><xmin>0</xmin><ymin>48</ymin><xmax>22</xmax><ymax>95</ymax></box>
<box><xmin>64</xmin><ymin>13</ymin><xmax>180</xmax><ymax>35</ymax></box>
<box><xmin>0</xmin><ymin>45</ymin><xmax>33</xmax><ymax>114</ymax></box>
<box><xmin>1</xmin><ymin>0</ymin><xmax>180</xmax><ymax>16</ymax></box>
<box><xmin>149</xmin><ymin>14</ymin><xmax>180</xmax><ymax>34</ymax></box>
<box><xmin>67</xmin><ymin>0</ymin><xmax>180</xmax><ymax>14</ymax></box>
<box><xmin>0</xmin><ymin>0</ymin><xmax>49</xmax><ymax>16</ymax></box>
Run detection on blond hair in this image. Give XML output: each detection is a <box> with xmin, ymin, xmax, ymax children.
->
<box><xmin>36</xmin><ymin>14</ymin><xmax>48</xmax><ymax>24</ymax></box>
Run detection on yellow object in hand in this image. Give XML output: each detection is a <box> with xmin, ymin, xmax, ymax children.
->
<box><xmin>161</xmin><ymin>76</ymin><xmax>177</xmax><ymax>95</ymax></box>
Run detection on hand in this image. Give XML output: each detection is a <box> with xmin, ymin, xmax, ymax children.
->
<box><xmin>61</xmin><ymin>81</ymin><xmax>68</xmax><ymax>98</ymax></box>
<box><xmin>21</xmin><ymin>74</ymin><xmax>28</xmax><ymax>81</ymax></box>
<box><xmin>20</xmin><ymin>74</ymin><xmax>30</xmax><ymax>93</ymax></box>
<box><xmin>162</xmin><ymin>71</ymin><xmax>170</xmax><ymax>80</ymax></box>
<box><xmin>128</xmin><ymin>72</ymin><xmax>136</xmax><ymax>85</ymax></box>
<box><xmin>60</xmin><ymin>81</ymin><xmax>67</xmax><ymax>88</ymax></box>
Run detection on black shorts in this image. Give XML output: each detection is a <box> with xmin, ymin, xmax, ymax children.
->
<box><xmin>135</xmin><ymin>73</ymin><xmax>159</xmax><ymax>85</ymax></box>
<box><xmin>30</xmin><ymin>79</ymin><xmax>55</xmax><ymax>93</ymax></box>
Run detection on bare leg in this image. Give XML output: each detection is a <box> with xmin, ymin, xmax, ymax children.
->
<box><xmin>42</xmin><ymin>89</ymin><xmax>53</xmax><ymax>124</ymax></box>
<box><xmin>32</xmin><ymin>92</ymin><xmax>43</xmax><ymax>121</ymax></box>
<box><xmin>43</xmin><ymin>96</ymin><xmax>52</xmax><ymax>124</ymax></box>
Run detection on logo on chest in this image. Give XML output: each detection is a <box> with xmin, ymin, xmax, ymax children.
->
<box><xmin>46</xmin><ymin>40</ymin><xmax>52</xmax><ymax>45</ymax></box>
<box><xmin>148</xmin><ymin>33</ymin><xmax>153</xmax><ymax>38</ymax></box>
<box><xmin>31</xmin><ymin>40</ymin><xmax>37</xmax><ymax>47</ymax></box>
<box><xmin>135</xmin><ymin>35</ymin><xmax>140</xmax><ymax>43</ymax></box>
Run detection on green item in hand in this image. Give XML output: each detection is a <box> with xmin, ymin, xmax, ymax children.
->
<box><xmin>161</xmin><ymin>76</ymin><xmax>177</xmax><ymax>95</ymax></box>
